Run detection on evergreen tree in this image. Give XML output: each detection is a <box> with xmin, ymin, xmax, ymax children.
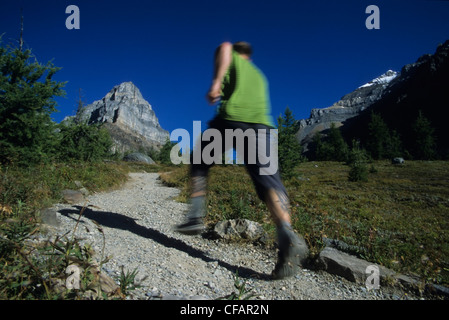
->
<box><xmin>385</xmin><ymin>129</ymin><xmax>403</xmax><ymax>159</ymax></box>
<box><xmin>158</xmin><ymin>139</ymin><xmax>178</xmax><ymax>165</ymax></box>
<box><xmin>277</xmin><ymin>107</ymin><xmax>303</xmax><ymax>179</ymax></box>
<box><xmin>314</xmin><ymin>123</ymin><xmax>348</xmax><ymax>161</ymax></box>
<box><xmin>366</xmin><ymin>112</ymin><xmax>403</xmax><ymax>159</ymax></box>
<box><xmin>347</xmin><ymin>140</ymin><xmax>370</xmax><ymax>182</ymax></box>
<box><xmin>314</xmin><ymin>131</ymin><xmax>332</xmax><ymax>161</ymax></box>
<box><xmin>311</xmin><ymin>132</ymin><xmax>324</xmax><ymax>160</ymax></box>
<box><xmin>328</xmin><ymin>123</ymin><xmax>349</xmax><ymax>161</ymax></box>
<box><xmin>0</xmin><ymin>41</ymin><xmax>66</xmax><ymax>165</ymax></box>
<box><xmin>366</xmin><ymin>112</ymin><xmax>390</xmax><ymax>159</ymax></box>
<box><xmin>411</xmin><ymin>111</ymin><xmax>437</xmax><ymax>160</ymax></box>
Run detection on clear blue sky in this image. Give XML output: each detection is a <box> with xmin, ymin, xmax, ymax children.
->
<box><xmin>1</xmin><ymin>0</ymin><xmax>449</xmax><ymax>138</ymax></box>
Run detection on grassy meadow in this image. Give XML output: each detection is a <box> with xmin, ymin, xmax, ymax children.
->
<box><xmin>1</xmin><ymin>160</ymin><xmax>448</xmax><ymax>298</ymax></box>
<box><xmin>159</xmin><ymin>160</ymin><xmax>449</xmax><ymax>286</ymax></box>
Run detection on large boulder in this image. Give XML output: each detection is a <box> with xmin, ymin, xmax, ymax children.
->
<box><xmin>123</xmin><ymin>152</ymin><xmax>155</xmax><ymax>164</ymax></box>
<box><xmin>317</xmin><ymin>247</ymin><xmax>398</xmax><ymax>287</ymax></box>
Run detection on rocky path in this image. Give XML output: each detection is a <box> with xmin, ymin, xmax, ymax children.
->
<box><xmin>46</xmin><ymin>172</ymin><xmax>419</xmax><ymax>300</ymax></box>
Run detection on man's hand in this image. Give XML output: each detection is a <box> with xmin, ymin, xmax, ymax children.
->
<box><xmin>206</xmin><ymin>82</ymin><xmax>222</xmax><ymax>105</ymax></box>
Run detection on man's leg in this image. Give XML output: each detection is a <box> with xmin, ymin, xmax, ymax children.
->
<box><xmin>174</xmin><ymin>132</ymin><xmax>209</xmax><ymax>235</ymax></box>
<box><xmin>265</xmin><ymin>188</ymin><xmax>291</xmax><ymax>225</ymax></box>
<box><xmin>245</xmin><ymin>125</ymin><xmax>309</xmax><ymax>279</ymax></box>
<box><xmin>175</xmin><ymin>118</ymin><xmax>223</xmax><ymax>235</ymax></box>
<box><xmin>175</xmin><ymin>175</ymin><xmax>208</xmax><ymax>235</ymax></box>
<box><xmin>265</xmin><ymin>188</ymin><xmax>309</xmax><ymax>280</ymax></box>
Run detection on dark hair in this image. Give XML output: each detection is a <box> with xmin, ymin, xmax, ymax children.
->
<box><xmin>233</xmin><ymin>41</ymin><xmax>253</xmax><ymax>57</ymax></box>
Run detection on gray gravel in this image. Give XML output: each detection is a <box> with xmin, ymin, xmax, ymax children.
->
<box><xmin>45</xmin><ymin>172</ymin><xmax>420</xmax><ymax>300</ymax></box>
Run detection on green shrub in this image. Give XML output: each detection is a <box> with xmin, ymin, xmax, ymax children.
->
<box><xmin>57</xmin><ymin>122</ymin><xmax>113</xmax><ymax>162</ymax></box>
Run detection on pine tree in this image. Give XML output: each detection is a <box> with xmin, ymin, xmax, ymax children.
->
<box><xmin>411</xmin><ymin>111</ymin><xmax>437</xmax><ymax>160</ymax></box>
<box><xmin>277</xmin><ymin>107</ymin><xmax>303</xmax><ymax>179</ymax></box>
<box><xmin>366</xmin><ymin>112</ymin><xmax>403</xmax><ymax>160</ymax></box>
<box><xmin>347</xmin><ymin>140</ymin><xmax>370</xmax><ymax>182</ymax></box>
<box><xmin>385</xmin><ymin>129</ymin><xmax>403</xmax><ymax>159</ymax></box>
<box><xmin>328</xmin><ymin>123</ymin><xmax>349</xmax><ymax>161</ymax></box>
<box><xmin>366</xmin><ymin>112</ymin><xmax>390</xmax><ymax>159</ymax></box>
<box><xmin>0</xmin><ymin>40</ymin><xmax>66</xmax><ymax>165</ymax></box>
<box><xmin>314</xmin><ymin>123</ymin><xmax>348</xmax><ymax>161</ymax></box>
<box><xmin>158</xmin><ymin>139</ymin><xmax>178</xmax><ymax>165</ymax></box>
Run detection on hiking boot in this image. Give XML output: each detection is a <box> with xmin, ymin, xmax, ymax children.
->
<box><xmin>175</xmin><ymin>196</ymin><xmax>206</xmax><ymax>235</ymax></box>
<box><xmin>272</xmin><ymin>224</ymin><xmax>309</xmax><ymax>280</ymax></box>
<box><xmin>175</xmin><ymin>218</ymin><xmax>204</xmax><ymax>235</ymax></box>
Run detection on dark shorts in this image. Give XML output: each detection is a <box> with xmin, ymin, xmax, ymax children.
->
<box><xmin>190</xmin><ymin>116</ymin><xmax>287</xmax><ymax>202</ymax></box>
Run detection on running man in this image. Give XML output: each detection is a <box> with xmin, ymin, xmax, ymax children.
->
<box><xmin>175</xmin><ymin>41</ymin><xmax>308</xmax><ymax>279</ymax></box>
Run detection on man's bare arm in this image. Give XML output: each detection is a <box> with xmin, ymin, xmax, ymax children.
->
<box><xmin>206</xmin><ymin>42</ymin><xmax>233</xmax><ymax>105</ymax></box>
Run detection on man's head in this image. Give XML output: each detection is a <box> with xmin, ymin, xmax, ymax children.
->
<box><xmin>233</xmin><ymin>41</ymin><xmax>252</xmax><ymax>59</ymax></box>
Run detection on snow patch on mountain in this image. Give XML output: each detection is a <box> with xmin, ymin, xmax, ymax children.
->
<box><xmin>359</xmin><ymin>70</ymin><xmax>398</xmax><ymax>88</ymax></box>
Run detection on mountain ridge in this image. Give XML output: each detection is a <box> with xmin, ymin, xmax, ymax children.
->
<box><xmin>297</xmin><ymin>40</ymin><xmax>449</xmax><ymax>158</ymax></box>
<box><xmin>296</xmin><ymin>70</ymin><xmax>398</xmax><ymax>153</ymax></box>
<box><xmin>340</xmin><ymin>39</ymin><xmax>449</xmax><ymax>158</ymax></box>
<box><xmin>74</xmin><ymin>82</ymin><xmax>169</xmax><ymax>154</ymax></box>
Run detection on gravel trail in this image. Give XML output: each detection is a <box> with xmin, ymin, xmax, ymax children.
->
<box><xmin>47</xmin><ymin>172</ymin><xmax>419</xmax><ymax>300</ymax></box>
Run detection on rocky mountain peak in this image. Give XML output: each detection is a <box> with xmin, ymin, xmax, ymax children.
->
<box><xmin>296</xmin><ymin>70</ymin><xmax>398</xmax><ymax>153</ymax></box>
<box><xmin>76</xmin><ymin>82</ymin><xmax>169</xmax><ymax>154</ymax></box>
<box><xmin>103</xmin><ymin>82</ymin><xmax>146</xmax><ymax>106</ymax></box>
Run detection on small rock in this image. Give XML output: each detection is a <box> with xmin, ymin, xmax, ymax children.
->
<box><xmin>61</xmin><ymin>189</ymin><xmax>85</xmax><ymax>204</ymax></box>
<box><xmin>79</xmin><ymin>187</ymin><xmax>90</xmax><ymax>196</ymax></box>
<box><xmin>213</xmin><ymin>219</ymin><xmax>268</xmax><ymax>244</ymax></box>
<box><xmin>98</xmin><ymin>271</ymin><xmax>120</xmax><ymax>294</ymax></box>
<box><xmin>74</xmin><ymin>180</ymin><xmax>84</xmax><ymax>188</ymax></box>
<box><xmin>40</xmin><ymin>208</ymin><xmax>61</xmax><ymax>227</ymax></box>
<box><xmin>392</xmin><ymin>157</ymin><xmax>405</xmax><ymax>165</ymax></box>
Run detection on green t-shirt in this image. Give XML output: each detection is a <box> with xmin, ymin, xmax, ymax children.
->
<box><xmin>218</xmin><ymin>50</ymin><xmax>274</xmax><ymax>128</ymax></box>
